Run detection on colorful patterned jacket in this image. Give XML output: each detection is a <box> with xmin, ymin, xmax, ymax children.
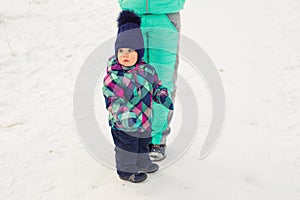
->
<box><xmin>102</xmin><ymin>56</ymin><xmax>173</xmax><ymax>133</ymax></box>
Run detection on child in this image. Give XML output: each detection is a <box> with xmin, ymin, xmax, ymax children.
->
<box><xmin>102</xmin><ymin>10</ymin><xmax>174</xmax><ymax>183</ymax></box>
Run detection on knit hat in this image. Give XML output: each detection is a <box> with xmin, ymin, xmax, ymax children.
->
<box><xmin>115</xmin><ymin>10</ymin><xmax>144</xmax><ymax>64</ymax></box>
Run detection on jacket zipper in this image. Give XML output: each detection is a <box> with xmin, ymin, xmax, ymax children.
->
<box><xmin>145</xmin><ymin>32</ymin><xmax>149</xmax><ymax>62</ymax></box>
<box><xmin>146</xmin><ymin>0</ymin><xmax>149</xmax><ymax>13</ymax></box>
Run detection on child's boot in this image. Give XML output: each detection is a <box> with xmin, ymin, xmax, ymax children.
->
<box><xmin>119</xmin><ymin>173</ymin><xmax>147</xmax><ymax>183</ymax></box>
<box><xmin>139</xmin><ymin>163</ymin><xmax>159</xmax><ymax>173</ymax></box>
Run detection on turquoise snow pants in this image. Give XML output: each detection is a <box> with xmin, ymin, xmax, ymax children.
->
<box><xmin>140</xmin><ymin>13</ymin><xmax>181</xmax><ymax>145</ymax></box>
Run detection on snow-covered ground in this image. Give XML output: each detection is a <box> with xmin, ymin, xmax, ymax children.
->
<box><xmin>0</xmin><ymin>0</ymin><xmax>299</xmax><ymax>199</ymax></box>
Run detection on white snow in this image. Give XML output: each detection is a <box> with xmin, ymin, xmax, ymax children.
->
<box><xmin>0</xmin><ymin>0</ymin><xmax>299</xmax><ymax>199</ymax></box>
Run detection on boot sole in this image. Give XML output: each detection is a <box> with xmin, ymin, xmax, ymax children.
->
<box><xmin>119</xmin><ymin>175</ymin><xmax>147</xmax><ymax>183</ymax></box>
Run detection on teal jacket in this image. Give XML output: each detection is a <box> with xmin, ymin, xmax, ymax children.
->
<box><xmin>118</xmin><ymin>0</ymin><xmax>186</xmax><ymax>14</ymax></box>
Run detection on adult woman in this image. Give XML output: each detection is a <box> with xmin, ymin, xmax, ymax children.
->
<box><xmin>117</xmin><ymin>0</ymin><xmax>186</xmax><ymax>161</ymax></box>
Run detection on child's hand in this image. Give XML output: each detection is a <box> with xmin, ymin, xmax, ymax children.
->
<box><xmin>157</xmin><ymin>89</ymin><xmax>174</xmax><ymax>110</ymax></box>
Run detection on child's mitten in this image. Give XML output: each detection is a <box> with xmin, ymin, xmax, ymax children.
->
<box><xmin>157</xmin><ymin>89</ymin><xmax>174</xmax><ymax>110</ymax></box>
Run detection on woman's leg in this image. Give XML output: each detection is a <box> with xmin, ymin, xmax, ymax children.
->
<box><xmin>141</xmin><ymin>13</ymin><xmax>181</xmax><ymax>145</ymax></box>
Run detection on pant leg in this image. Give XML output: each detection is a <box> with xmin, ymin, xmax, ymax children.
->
<box><xmin>136</xmin><ymin>132</ymin><xmax>152</xmax><ymax>168</ymax></box>
<box><xmin>141</xmin><ymin>13</ymin><xmax>181</xmax><ymax>145</ymax></box>
<box><xmin>111</xmin><ymin>129</ymin><xmax>139</xmax><ymax>176</ymax></box>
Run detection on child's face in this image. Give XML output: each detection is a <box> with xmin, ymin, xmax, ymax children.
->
<box><xmin>117</xmin><ymin>48</ymin><xmax>138</xmax><ymax>67</ymax></box>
